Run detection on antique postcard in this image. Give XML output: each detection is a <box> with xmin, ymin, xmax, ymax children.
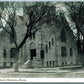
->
<box><xmin>0</xmin><ymin>0</ymin><xmax>84</xmax><ymax>82</ymax></box>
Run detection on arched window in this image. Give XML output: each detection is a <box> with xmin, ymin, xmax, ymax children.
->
<box><xmin>46</xmin><ymin>45</ymin><xmax>48</xmax><ymax>53</ymax></box>
<box><xmin>49</xmin><ymin>41</ymin><xmax>51</xmax><ymax>49</ymax></box>
<box><xmin>60</xmin><ymin>28</ymin><xmax>66</xmax><ymax>42</ymax></box>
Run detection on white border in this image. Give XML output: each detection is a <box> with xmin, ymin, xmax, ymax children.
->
<box><xmin>0</xmin><ymin>78</ymin><xmax>84</xmax><ymax>82</ymax></box>
<box><xmin>0</xmin><ymin>0</ymin><xmax>84</xmax><ymax>82</ymax></box>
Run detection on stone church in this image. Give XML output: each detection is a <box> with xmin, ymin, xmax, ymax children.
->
<box><xmin>0</xmin><ymin>6</ymin><xmax>78</xmax><ymax>68</ymax></box>
<box><xmin>23</xmin><ymin>13</ymin><xmax>78</xmax><ymax>68</ymax></box>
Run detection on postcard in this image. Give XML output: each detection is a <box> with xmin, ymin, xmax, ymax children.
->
<box><xmin>0</xmin><ymin>0</ymin><xmax>84</xmax><ymax>82</ymax></box>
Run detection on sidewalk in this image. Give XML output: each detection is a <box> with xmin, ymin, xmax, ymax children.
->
<box><xmin>20</xmin><ymin>64</ymin><xmax>82</xmax><ymax>73</ymax></box>
<box><xmin>59</xmin><ymin>64</ymin><xmax>82</xmax><ymax>69</ymax></box>
<box><xmin>0</xmin><ymin>64</ymin><xmax>82</xmax><ymax>74</ymax></box>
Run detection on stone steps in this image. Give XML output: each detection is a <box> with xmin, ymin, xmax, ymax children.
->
<box><xmin>21</xmin><ymin>60</ymin><xmax>32</xmax><ymax>68</ymax></box>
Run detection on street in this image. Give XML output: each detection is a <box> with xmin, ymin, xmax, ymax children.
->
<box><xmin>0</xmin><ymin>67</ymin><xmax>84</xmax><ymax>78</ymax></box>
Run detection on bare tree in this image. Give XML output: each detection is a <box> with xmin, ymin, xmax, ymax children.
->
<box><xmin>64</xmin><ymin>2</ymin><xmax>84</xmax><ymax>65</ymax></box>
<box><xmin>0</xmin><ymin>2</ymin><xmax>56</xmax><ymax>72</ymax></box>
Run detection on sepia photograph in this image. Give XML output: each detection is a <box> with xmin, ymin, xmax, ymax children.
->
<box><xmin>0</xmin><ymin>1</ymin><xmax>84</xmax><ymax>78</ymax></box>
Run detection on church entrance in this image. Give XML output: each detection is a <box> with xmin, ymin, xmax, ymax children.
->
<box><xmin>40</xmin><ymin>50</ymin><xmax>45</xmax><ymax>66</ymax></box>
<box><xmin>30</xmin><ymin>49</ymin><xmax>36</xmax><ymax>60</ymax></box>
<box><xmin>40</xmin><ymin>50</ymin><xmax>44</xmax><ymax>60</ymax></box>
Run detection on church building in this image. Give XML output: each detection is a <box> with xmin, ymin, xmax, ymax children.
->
<box><xmin>0</xmin><ymin>5</ymin><xmax>78</xmax><ymax>68</ymax></box>
<box><xmin>23</xmin><ymin>13</ymin><xmax>78</xmax><ymax>68</ymax></box>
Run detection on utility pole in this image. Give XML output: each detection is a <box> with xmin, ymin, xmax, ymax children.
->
<box><xmin>40</xmin><ymin>29</ymin><xmax>44</xmax><ymax>67</ymax></box>
<box><xmin>41</xmin><ymin>30</ymin><xmax>43</xmax><ymax>50</ymax></box>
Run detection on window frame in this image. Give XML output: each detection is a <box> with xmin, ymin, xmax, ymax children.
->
<box><xmin>70</xmin><ymin>48</ymin><xmax>73</xmax><ymax>56</ymax></box>
<box><xmin>61</xmin><ymin>47</ymin><xmax>67</xmax><ymax>57</ymax></box>
<box><xmin>3</xmin><ymin>49</ymin><xmax>6</xmax><ymax>58</ymax></box>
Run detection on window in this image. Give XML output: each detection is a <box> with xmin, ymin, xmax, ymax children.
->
<box><xmin>62</xmin><ymin>62</ymin><xmax>64</xmax><ymax>66</ymax></box>
<box><xmin>53</xmin><ymin>61</ymin><xmax>54</xmax><ymax>66</ymax></box>
<box><xmin>10</xmin><ymin>62</ymin><xmax>13</xmax><ymax>67</ymax></box>
<box><xmin>40</xmin><ymin>50</ymin><xmax>44</xmax><ymax>60</ymax></box>
<box><xmin>49</xmin><ymin>41</ymin><xmax>51</xmax><ymax>49</ymax></box>
<box><xmin>50</xmin><ymin>61</ymin><xmax>51</xmax><ymax>66</ymax></box>
<box><xmin>70</xmin><ymin>48</ymin><xmax>73</xmax><ymax>56</ymax></box>
<box><xmin>60</xmin><ymin>28</ymin><xmax>66</xmax><ymax>42</ymax></box>
<box><xmin>52</xmin><ymin>38</ymin><xmax>54</xmax><ymax>45</ymax></box>
<box><xmin>65</xmin><ymin>62</ymin><xmax>67</xmax><ymax>65</ymax></box>
<box><xmin>46</xmin><ymin>45</ymin><xmax>48</xmax><ymax>53</ymax></box>
<box><xmin>3</xmin><ymin>49</ymin><xmax>6</xmax><ymax>58</ymax></box>
<box><xmin>71</xmin><ymin>62</ymin><xmax>73</xmax><ymax>64</ymax></box>
<box><xmin>3</xmin><ymin>62</ymin><xmax>6</xmax><ymax>67</ymax></box>
<box><xmin>61</xmin><ymin>47</ymin><xmax>67</xmax><ymax>57</ymax></box>
<box><xmin>30</xmin><ymin>49</ymin><xmax>36</xmax><ymax>60</ymax></box>
<box><xmin>47</xmin><ymin>61</ymin><xmax>48</xmax><ymax>66</ymax></box>
<box><xmin>10</xmin><ymin>48</ymin><xmax>16</xmax><ymax>58</ymax></box>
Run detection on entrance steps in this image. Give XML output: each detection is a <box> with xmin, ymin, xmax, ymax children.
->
<box><xmin>19</xmin><ymin>58</ymin><xmax>43</xmax><ymax>68</ymax></box>
<box><xmin>21</xmin><ymin>58</ymin><xmax>43</xmax><ymax>68</ymax></box>
<box><xmin>21</xmin><ymin>60</ymin><xmax>32</xmax><ymax>68</ymax></box>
